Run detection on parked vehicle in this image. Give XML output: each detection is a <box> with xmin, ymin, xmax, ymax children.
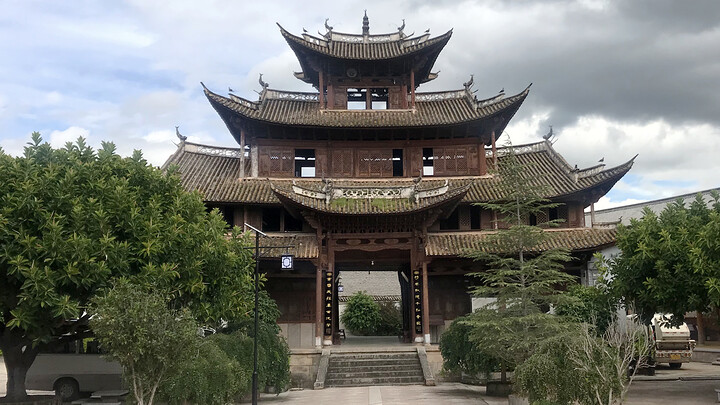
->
<box><xmin>25</xmin><ymin>341</ymin><xmax>122</xmax><ymax>401</ymax></box>
<box><xmin>651</xmin><ymin>313</ymin><xmax>696</xmax><ymax>369</ymax></box>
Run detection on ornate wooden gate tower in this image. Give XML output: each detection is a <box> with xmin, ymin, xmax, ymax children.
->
<box><xmin>163</xmin><ymin>14</ymin><xmax>634</xmax><ymax>347</ymax></box>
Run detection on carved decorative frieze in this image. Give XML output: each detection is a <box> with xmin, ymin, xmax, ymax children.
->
<box><xmin>292</xmin><ymin>179</ymin><xmax>449</xmax><ymax>204</ymax></box>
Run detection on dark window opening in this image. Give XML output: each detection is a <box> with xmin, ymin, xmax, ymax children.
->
<box><xmin>284</xmin><ymin>211</ymin><xmax>303</xmax><ymax>232</ymax></box>
<box><xmin>392</xmin><ymin>149</ymin><xmax>403</xmax><ymax>177</ymax></box>
<box><xmin>262</xmin><ymin>207</ymin><xmax>281</xmax><ymax>232</ymax></box>
<box><xmin>470</xmin><ymin>206</ymin><xmax>481</xmax><ymax>230</ymax></box>
<box><xmin>294</xmin><ymin>149</ymin><xmax>315</xmax><ymax>177</ymax></box>
<box><xmin>549</xmin><ymin>207</ymin><xmax>559</xmax><ymax>221</ymax></box>
<box><xmin>370</xmin><ymin>88</ymin><xmax>388</xmax><ymax>110</ymax></box>
<box><xmin>423</xmin><ymin>148</ymin><xmax>434</xmax><ymax>176</ymax></box>
<box><xmin>347</xmin><ymin>88</ymin><xmax>366</xmax><ymax>110</ymax></box>
<box><xmin>440</xmin><ymin>209</ymin><xmax>460</xmax><ymax>230</ymax></box>
<box><xmin>529</xmin><ymin>214</ymin><xmax>537</xmax><ymax>226</ymax></box>
<box><xmin>346</xmin><ymin>88</ymin><xmax>388</xmax><ymax>110</ymax></box>
<box><xmin>207</xmin><ymin>205</ymin><xmax>234</xmax><ymax>228</ymax></box>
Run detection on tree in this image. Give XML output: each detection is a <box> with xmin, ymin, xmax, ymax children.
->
<box><xmin>515</xmin><ymin>315</ymin><xmax>651</xmax><ymax>405</ymax></box>
<box><xmin>463</xmin><ymin>142</ymin><xmax>575</xmax><ymax>383</ymax></box>
<box><xmin>341</xmin><ymin>291</ymin><xmax>382</xmax><ymax>336</ymax></box>
<box><xmin>608</xmin><ymin>193</ymin><xmax>720</xmax><ymax>342</ymax></box>
<box><xmin>0</xmin><ymin>134</ymin><xmax>255</xmax><ymax>400</ymax></box>
<box><xmin>90</xmin><ymin>281</ymin><xmax>199</xmax><ymax>405</ymax></box>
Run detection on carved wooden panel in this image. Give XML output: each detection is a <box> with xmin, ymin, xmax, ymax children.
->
<box><xmin>408</xmin><ymin>147</ymin><xmax>422</xmax><ymax>178</ymax></box>
<box><xmin>315</xmin><ymin>147</ymin><xmax>328</xmax><ymax>177</ymax></box>
<box><xmin>267</xmin><ymin>279</ymin><xmax>316</xmax><ymax>323</ymax></box>
<box><xmin>331</xmin><ymin>148</ymin><xmax>354</xmax><ymax>177</ymax></box>
<box><xmin>260</xmin><ymin>147</ymin><xmax>293</xmax><ymax>177</ymax></box>
<box><xmin>333</xmin><ymin>87</ymin><xmax>347</xmax><ymax>109</ymax></box>
<box><xmin>388</xmin><ymin>86</ymin><xmax>403</xmax><ymax>109</ymax></box>
<box><xmin>357</xmin><ymin>149</ymin><xmax>393</xmax><ymax>178</ymax></box>
<box><xmin>459</xmin><ymin>206</ymin><xmax>471</xmax><ymax>230</ymax></box>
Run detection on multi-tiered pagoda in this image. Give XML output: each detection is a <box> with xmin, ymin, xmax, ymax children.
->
<box><xmin>163</xmin><ymin>14</ymin><xmax>633</xmax><ymax>348</ymax></box>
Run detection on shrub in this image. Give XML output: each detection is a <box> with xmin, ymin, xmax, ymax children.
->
<box><xmin>439</xmin><ymin>315</ymin><xmax>499</xmax><ymax>378</ymax></box>
<box><xmin>375</xmin><ymin>302</ymin><xmax>403</xmax><ymax>336</ymax></box>
<box><xmin>159</xmin><ymin>338</ymin><xmax>247</xmax><ymax>405</ymax></box>
<box><xmin>341</xmin><ymin>292</ymin><xmax>381</xmax><ymax>336</ymax></box>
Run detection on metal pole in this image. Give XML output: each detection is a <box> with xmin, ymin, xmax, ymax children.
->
<box><xmin>252</xmin><ymin>229</ymin><xmax>260</xmax><ymax>405</ymax></box>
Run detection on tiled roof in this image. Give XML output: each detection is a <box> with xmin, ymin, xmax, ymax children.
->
<box><xmin>270</xmin><ymin>180</ymin><xmax>470</xmax><ymax>215</ymax></box>
<box><xmin>163</xmin><ymin>141</ymin><xmax>634</xmax><ymax>205</ymax></box>
<box><xmin>204</xmin><ymin>85</ymin><xmax>530</xmax><ymax>129</ymax></box>
<box><xmin>279</xmin><ymin>24</ymin><xmax>453</xmax><ymax>61</ymax></box>
<box><xmin>425</xmin><ymin>228</ymin><xmax>618</xmax><ymax>256</ymax></box>
<box><xmin>260</xmin><ymin>234</ymin><xmax>318</xmax><ymax>259</ymax></box>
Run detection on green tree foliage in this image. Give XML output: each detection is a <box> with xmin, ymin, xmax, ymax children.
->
<box><xmin>463</xmin><ymin>142</ymin><xmax>575</xmax><ymax>382</ymax></box>
<box><xmin>0</xmin><ymin>134</ymin><xmax>255</xmax><ymax>400</ymax></box>
<box><xmin>515</xmin><ymin>317</ymin><xmax>651</xmax><ymax>405</ymax></box>
<box><xmin>341</xmin><ymin>292</ymin><xmax>382</xmax><ymax>336</ymax></box>
<box><xmin>90</xmin><ymin>281</ymin><xmax>199</xmax><ymax>405</ymax></box>
<box><xmin>556</xmin><ymin>284</ymin><xmax>619</xmax><ymax>335</ymax></box>
<box><xmin>375</xmin><ymin>301</ymin><xmax>402</xmax><ymax>336</ymax></box>
<box><xmin>160</xmin><ymin>334</ymin><xmax>251</xmax><ymax>405</ymax></box>
<box><xmin>609</xmin><ymin>193</ymin><xmax>720</xmax><ymax>332</ymax></box>
<box><xmin>439</xmin><ymin>315</ymin><xmax>499</xmax><ymax>379</ymax></box>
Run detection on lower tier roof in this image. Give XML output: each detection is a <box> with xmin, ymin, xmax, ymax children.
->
<box><xmin>163</xmin><ymin>140</ymin><xmax>635</xmax><ymax>209</ymax></box>
<box><xmin>256</xmin><ymin>228</ymin><xmax>617</xmax><ymax>260</ymax></box>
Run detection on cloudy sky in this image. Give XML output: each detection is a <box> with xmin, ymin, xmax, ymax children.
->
<box><xmin>1</xmin><ymin>0</ymin><xmax>719</xmax><ymax>210</ymax></box>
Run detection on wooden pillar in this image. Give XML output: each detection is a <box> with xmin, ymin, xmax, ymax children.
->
<box><xmin>318</xmin><ymin>72</ymin><xmax>325</xmax><ymax>109</ymax></box>
<box><xmin>250</xmin><ymin>144</ymin><xmax>259</xmax><ymax>177</ymax></box>
<box><xmin>239</xmin><ymin>129</ymin><xmax>246</xmax><ymax>178</ymax></box>
<box><xmin>315</xmin><ymin>265</ymin><xmax>323</xmax><ymax>348</ymax></box>
<box><xmin>421</xmin><ymin>261</ymin><xmax>430</xmax><ymax>344</ymax></box>
<box><xmin>491</xmin><ymin>130</ymin><xmax>498</xmax><ymax>170</ymax></box>
<box><xmin>401</xmin><ymin>84</ymin><xmax>408</xmax><ymax>109</ymax></box>
<box><xmin>365</xmin><ymin>88</ymin><xmax>372</xmax><ymax>110</ymax></box>
<box><xmin>323</xmin><ymin>246</ymin><xmax>335</xmax><ymax>346</ymax></box>
<box><xmin>327</xmin><ymin>81</ymin><xmax>335</xmax><ymax>109</ymax></box>
<box><xmin>478</xmin><ymin>142</ymin><xmax>487</xmax><ymax>175</ymax></box>
<box><xmin>590</xmin><ymin>203</ymin><xmax>596</xmax><ymax>227</ymax></box>
<box><xmin>410</xmin><ymin>71</ymin><xmax>416</xmax><ymax>109</ymax></box>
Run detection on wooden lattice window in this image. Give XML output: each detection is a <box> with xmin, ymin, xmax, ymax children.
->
<box><xmin>357</xmin><ymin>149</ymin><xmax>393</xmax><ymax>177</ymax></box>
<box><xmin>331</xmin><ymin>149</ymin><xmax>354</xmax><ymax>177</ymax></box>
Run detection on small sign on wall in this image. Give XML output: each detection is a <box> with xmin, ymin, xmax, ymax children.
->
<box><xmin>281</xmin><ymin>254</ymin><xmax>294</xmax><ymax>270</ymax></box>
<box><xmin>413</xmin><ymin>269</ymin><xmax>423</xmax><ymax>335</ymax></box>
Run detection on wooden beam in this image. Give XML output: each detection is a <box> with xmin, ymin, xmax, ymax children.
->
<box><xmin>410</xmin><ymin>70</ymin><xmax>416</xmax><ymax>109</ymax></box>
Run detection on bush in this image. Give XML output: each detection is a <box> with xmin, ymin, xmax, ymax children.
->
<box><xmin>160</xmin><ymin>338</ymin><xmax>247</xmax><ymax>405</ymax></box>
<box><xmin>341</xmin><ymin>292</ymin><xmax>382</xmax><ymax>336</ymax></box>
<box><xmin>556</xmin><ymin>284</ymin><xmax>618</xmax><ymax>335</ymax></box>
<box><xmin>375</xmin><ymin>302</ymin><xmax>402</xmax><ymax>336</ymax></box>
<box><xmin>439</xmin><ymin>315</ymin><xmax>500</xmax><ymax>378</ymax></box>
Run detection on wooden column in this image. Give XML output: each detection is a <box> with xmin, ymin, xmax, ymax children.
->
<box><xmin>478</xmin><ymin>142</ymin><xmax>487</xmax><ymax>175</ymax></box>
<box><xmin>491</xmin><ymin>130</ymin><xmax>498</xmax><ymax>170</ymax></box>
<box><xmin>401</xmin><ymin>84</ymin><xmax>408</xmax><ymax>109</ymax></box>
<box><xmin>323</xmin><ymin>246</ymin><xmax>335</xmax><ymax>346</ymax></box>
<box><xmin>239</xmin><ymin>129</ymin><xmax>246</xmax><ymax>178</ymax></box>
<box><xmin>315</xmin><ymin>265</ymin><xmax>323</xmax><ymax>348</ymax></box>
<box><xmin>327</xmin><ymin>81</ymin><xmax>335</xmax><ymax>109</ymax></box>
<box><xmin>365</xmin><ymin>88</ymin><xmax>372</xmax><ymax>110</ymax></box>
<box><xmin>421</xmin><ymin>261</ymin><xmax>430</xmax><ymax>344</ymax></box>
<box><xmin>318</xmin><ymin>72</ymin><xmax>325</xmax><ymax>109</ymax></box>
<box><xmin>410</xmin><ymin>71</ymin><xmax>416</xmax><ymax>109</ymax></box>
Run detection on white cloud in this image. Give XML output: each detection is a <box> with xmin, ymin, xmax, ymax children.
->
<box><xmin>49</xmin><ymin>126</ymin><xmax>90</xmax><ymax>148</ymax></box>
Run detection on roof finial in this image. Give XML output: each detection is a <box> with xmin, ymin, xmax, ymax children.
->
<box><xmin>463</xmin><ymin>74</ymin><xmax>474</xmax><ymax>90</ymax></box>
<box><xmin>175</xmin><ymin>126</ymin><xmax>187</xmax><ymax>142</ymax></box>
<box><xmin>324</xmin><ymin>18</ymin><xmax>333</xmax><ymax>32</ymax></box>
<box><xmin>258</xmin><ymin>73</ymin><xmax>269</xmax><ymax>90</ymax></box>
<box><xmin>362</xmin><ymin>10</ymin><xmax>369</xmax><ymax>36</ymax></box>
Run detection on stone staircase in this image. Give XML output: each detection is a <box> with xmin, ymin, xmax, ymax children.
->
<box><xmin>324</xmin><ymin>352</ymin><xmax>425</xmax><ymax>387</ymax></box>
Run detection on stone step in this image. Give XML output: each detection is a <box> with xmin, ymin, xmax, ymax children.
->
<box><xmin>331</xmin><ymin>353</ymin><xmax>418</xmax><ymax>359</ymax></box>
<box><xmin>327</xmin><ymin>363</ymin><xmax>421</xmax><ymax>373</ymax></box>
<box><xmin>327</xmin><ymin>370</ymin><xmax>424</xmax><ymax>379</ymax></box>
<box><xmin>325</xmin><ymin>376</ymin><xmax>425</xmax><ymax>387</ymax></box>
<box><xmin>328</xmin><ymin>358</ymin><xmax>420</xmax><ymax>368</ymax></box>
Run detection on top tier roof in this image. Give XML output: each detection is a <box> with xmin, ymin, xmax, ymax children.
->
<box><xmin>279</xmin><ymin>14</ymin><xmax>452</xmax><ymax>87</ymax></box>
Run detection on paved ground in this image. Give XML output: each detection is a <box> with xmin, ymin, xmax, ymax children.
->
<box><xmin>3</xmin><ymin>357</ymin><xmax>720</xmax><ymax>404</ymax></box>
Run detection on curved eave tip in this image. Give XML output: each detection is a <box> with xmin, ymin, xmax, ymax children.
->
<box><xmin>200</xmin><ymin>81</ymin><xmax>211</xmax><ymax>95</ymax></box>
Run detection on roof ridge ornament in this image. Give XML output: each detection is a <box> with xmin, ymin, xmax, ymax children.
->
<box><xmin>362</xmin><ymin>10</ymin><xmax>369</xmax><ymax>37</ymax></box>
<box><xmin>398</xmin><ymin>19</ymin><xmax>406</xmax><ymax>39</ymax></box>
<box><xmin>463</xmin><ymin>74</ymin><xmax>474</xmax><ymax>90</ymax></box>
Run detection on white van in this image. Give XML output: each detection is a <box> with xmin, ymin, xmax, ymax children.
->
<box><xmin>25</xmin><ymin>343</ymin><xmax>122</xmax><ymax>401</ymax></box>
